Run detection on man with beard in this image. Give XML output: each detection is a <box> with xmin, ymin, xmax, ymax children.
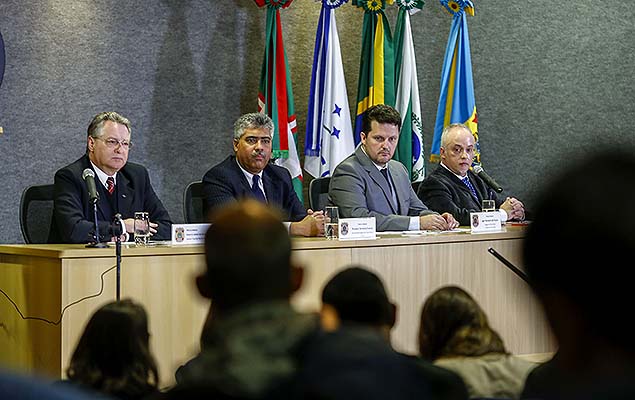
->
<box><xmin>329</xmin><ymin>104</ymin><xmax>458</xmax><ymax>232</ymax></box>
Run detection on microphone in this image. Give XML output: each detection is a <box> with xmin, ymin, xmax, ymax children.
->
<box><xmin>111</xmin><ymin>213</ymin><xmax>124</xmax><ymax>237</ymax></box>
<box><xmin>82</xmin><ymin>168</ymin><xmax>100</xmax><ymax>204</ymax></box>
<box><xmin>473</xmin><ymin>165</ymin><xmax>503</xmax><ymax>193</ymax></box>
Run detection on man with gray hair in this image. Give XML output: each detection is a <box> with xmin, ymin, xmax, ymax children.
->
<box><xmin>49</xmin><ymin>111</ymin><xmax>171</xmax><ymax>243</ymax></box>
<box><xmin>202</xmin><ymin>112</ymin><xmax>324</xmax><ymax>236</ymax></box>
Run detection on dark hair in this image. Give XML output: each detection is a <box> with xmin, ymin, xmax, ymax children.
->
<box><xmin>362</xmin><ymin>104</ymin><xmax>401</xmax><ymax>134</ymax></box>
<box><xmin>418</xmin><ymin>286</ymin><xmax>506</xmax><ymax>361</ymax></box>
<box><xmin>67</xmin><ymin>299</ymin><xmax>158</xmax><ymax>398</ymax></box>
<box><xmin>321</xmin><ymin>266</ymin><xmax>393</xmax><ymax>327</ymax></box>
<box><xmin>523</xmin><ymin>149</ymin><xmax>635</xmax><ymax>351</ymax></box>
<box><xmin>204</xmin><ymin>199</ymin><xmax>292</xmax><ymax>311</ymax></box>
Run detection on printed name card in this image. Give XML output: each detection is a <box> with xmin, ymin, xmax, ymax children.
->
<box><xmin>338</xmin><ymin>217</ymin><xmax>376</xmax><ymax>241</ymax></box>
<box><xmin>469</xmin><ymin>212</ymin><xmax>502</xmax><ymax>233</ymax></box>
<box><xmin>171</xmin><ymin>223</ymin><xmax>211</xmax><ymax>245</ymax></box>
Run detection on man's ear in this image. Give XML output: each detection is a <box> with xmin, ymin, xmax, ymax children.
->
<box><xmin>320</xmin><ymin>303</ymin><xmax>340</xmax><ymax>332</ymax></box>
<box><xmin>290</xmin><ymin>264</ymin><xmax>304</xmax><ymax>295</ymax></box>
<box><xmin>196</xmin><ymin>273</ymin><xmax>212</xmax><ymax>299</ymax></box>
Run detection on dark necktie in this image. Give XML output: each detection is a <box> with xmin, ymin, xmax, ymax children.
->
<box><xmin>106</xmin><ymin>176</ymin><xmax>115</xmax><ymax>195</ymax></box>
<box><xmin>251</xmin><ymin>175</ymin><xmax>266</xmax><ymax>203</ymax></box>
<box><xmin>380</xmin><ymin>168</ymin><xmax>393</xmax><ymax>194</ymax></box>
<box><xmin>462</xmin><ymin>177</ymin><xmax>478</xmax><ymax>199</ymax></box>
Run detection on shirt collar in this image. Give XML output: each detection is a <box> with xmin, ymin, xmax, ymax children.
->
<box><xmin>440</xmin><ymin>162</ymin><xmax>468</xmax><ymax>181</ymax></box>
<box><xmin>361</xmin><ymin>145</ymin><xmax>389</xmax><ymax>171</ymax></box>
<box><xmin>90</xmin><ymin>160</ymin><xmax>117</xmax><ymax>187</ymax></box>
<box><xmin>235</xmin><ymin>158</ymin><xmax>263</xmax><ymax>183</ymax></box>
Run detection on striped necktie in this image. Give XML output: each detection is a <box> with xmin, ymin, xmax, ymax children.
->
<box><xmin>106</xmin><ymin>177</ymin><xmax>115</xmax><ymax>195</ymax></box>
<box><xmin>462</xmin><ymin>177</ymin><xmax>478</xmax><ymax>199</ymax></box>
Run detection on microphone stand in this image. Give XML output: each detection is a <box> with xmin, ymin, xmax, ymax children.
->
<box><xmin>112</xmin><ymin>214</ymin><xmax>123</xmax><ymax>301</ymax></box>
<box><xmin>487</xmin><ymin>247</ymin><xmax>530</xmax><ymax>284</ymax></box>
<box><xmin>86</xmin><ymin>199</ymin><xmax>108</xmax><ymax>248</ymax></box>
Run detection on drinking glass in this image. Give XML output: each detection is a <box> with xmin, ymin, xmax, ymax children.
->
<box><xmin>324</xmin><ymin>206</ymin><xmax>339</xmax><ymax>240</ymax></box>
<box><xmin>134</xmin><ymin>212</ymin><xmax>150</xmax><ymax>246</ymax></box>
<box><xmin>482</xmin><ymin>200</ymin><xmax>496</xmax><ymax>212</ymax></box>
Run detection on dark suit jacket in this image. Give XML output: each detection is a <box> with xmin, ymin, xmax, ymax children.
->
<box><xmin>48</xmin><ymin>155</ymin><xmax>172</xmax><ymax>243</ymax></box>
<box><xmin>418</xmin><ymin>164</ymin><xmax>502</xmax><ymax>226</ymax></box>
<box><xmin>328</xmin><ymin>146</ymin><xmax>435</xmax><ymax>231</ymax></box>
<box><xmin>202</xmin><ymin>156</ymin><xmax>307</xmax><ymax>222</ymax></box>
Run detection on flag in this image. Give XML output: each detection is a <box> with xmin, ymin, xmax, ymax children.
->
<box><xmin>352</xmin><ymin>0</ymin><xmax>395</xmax><ymax>145</ymax></box>
<box><xmin>394</xmin><ymin>0</ymin><xmax>425</xmax><ymax>182</ymax></box>
<box><xmin>430</xmin><ymin>0</ymin><xmax>480</xmax><ymax>164</ymax></box>
<box><xmin>255</xmin><ymin>0</ymin><xmax>303</xmax><ymax>201</ymax></box>
<box><xmin>304</xmin><ymin>0</ymin><xmax>354</xmax><ymax>179</ymax></box>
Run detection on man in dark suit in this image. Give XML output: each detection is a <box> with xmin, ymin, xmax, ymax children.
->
<box><xmin>48</xmin><ymin>111</ymin><xmax>172</xmax><ymax>243</ymax></box>
<box><xmin>328</xmin><ymin>104</ymin><xmax>458</xmax><ymax>231</ymax></box>
<box><xmin>417</xmin><ymin>123</ymin><xmax>525</xmax><ymax>226</ymax></box>
<box><xmin>202</xmin><ymin>112</ymin><xmax>324</xmax><ymax>236</ymax></box>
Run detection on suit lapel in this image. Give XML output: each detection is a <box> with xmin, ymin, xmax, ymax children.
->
<box><xmin>116</xmin><ymin>171</ymin><xmax>134</xmax><ymax>217</ymax></box>
<box><xmin>388</xmin><ymin>162</ymin><xmax>406</xmax><ymax>214</ymax></box>
<box><xmin>230</xmin><ymin>156</ymin><xmax>255</xmax><ymax>197</ymax></box>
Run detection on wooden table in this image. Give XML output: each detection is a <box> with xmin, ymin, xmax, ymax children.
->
<box><xmin>0</xmin><ymin>226</ymin><xmax>555</xmax><ymax>386</ymax></box>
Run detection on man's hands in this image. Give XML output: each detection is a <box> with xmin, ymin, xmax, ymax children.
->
<box><xmin>500</xmin><ymin>197</ymin><xmax>525</xmax><ymax>221</ymax></box>
<box><xmin>290</xmin><ymin>209</ymin><xmax>325</xmax><ymax>237</ymax></box>
<box><xmin>419</xmin><ymin>212</ymin><xmax>460</xmax><ymax>230</ymax></box>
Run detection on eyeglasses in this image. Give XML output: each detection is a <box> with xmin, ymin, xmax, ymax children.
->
<box><xmin>96</xmin><ymin>137</ymin><xmax>133</xmax><ymax>149</ymax></box>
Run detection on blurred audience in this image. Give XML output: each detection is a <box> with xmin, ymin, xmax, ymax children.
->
<box><xmin>521</xmin><ymin>150</ymin><xmax>635</xmax><ymax>399</ymax></box>
<box><xmin>419</xmin><ymin>286</ymin><xmax>536</xmax><ymax>399</ymax></box>
<box><xmin>171</xmin><ymin>199</ymin><xmax>319</xmax><ymax>399</ymax></box>
<box><xmin>316</xmin><ymin>266</ymin><xmax>468</xmax><ymax>400</ymax></box>
<box><xmin>63</xmin><ymin>299</ymin><xmax>159</xmax><ymax>400</ymax></box>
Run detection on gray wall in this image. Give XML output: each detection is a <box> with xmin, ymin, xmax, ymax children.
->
<box><xmin>0</xmin><ymin>1</ymin><xmax>633</xmax><ymax>243</ymax></box>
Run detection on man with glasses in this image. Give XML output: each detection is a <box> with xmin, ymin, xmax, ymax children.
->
<box><xmin>417</xmin><ymin>123</ymin><xmax>525</xmax><ymax>226</ymax></box>
<box><xmin>202</xmin><ymin>112</ymin><xmax>324</xmax><ymax>237</ymax></box>
<box><xmin>48</xmin><ymin>111</ymin><xmax>172</xmax><ymax>243</ymax></box>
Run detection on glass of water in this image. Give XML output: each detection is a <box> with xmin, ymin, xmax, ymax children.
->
<box><xmin>134</xmin><ymin>212</ymin><xmax>150</xmax><ymax>246</ymax></box>
<box><xmin>324</xmin><ymin>206</ymin><xmax>339</xmax><ymax>240</ymax></box>
<box><xmin>482</xmin><ymin>200</ymin><xmax>496</xmax><ymax>212</ymax></box>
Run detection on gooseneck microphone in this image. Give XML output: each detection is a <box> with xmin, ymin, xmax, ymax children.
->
<box><xmin>82</xmin><ymin>168</ymin><xmax>100</xmax><ymax>204</ymax></box>
<box><xmin>83</xmin><ymin>168</ymin><xmax>108</xmax><ymax>248</ymax></box>
<box><xmin>473</xmin><ymin>165</ymin><xmax>503</xmax><ymax>193</ymax></box>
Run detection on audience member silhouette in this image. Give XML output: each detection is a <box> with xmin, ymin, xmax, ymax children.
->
<box><xmin>318</xmin><ymin>266</ymin><xmax>468</xmax><ymax>400</ymax></box>
<box><xmin>419</xmin><ymin>286</ymin><xmax>535</xmax><ymax>399</ymax></box>
<box><xmin>171</xmin><ymin>199</ymin><xmax>319</xmax><ymax>399</ymax></box>
<box><xmin>64</xmin><ymin>299</ymin><xmax>159</xmax><ymax>400</ymax></box>
<box><xmin>521</xmin><ymin>150</ymin><xmax>635</xmax><ymax>400</ymax></box>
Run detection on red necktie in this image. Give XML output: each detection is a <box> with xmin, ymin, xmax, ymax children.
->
<box><xmin>106</xmin><ymin>177</ymin><xmax>115</xmax><ymax>195</ymax></box>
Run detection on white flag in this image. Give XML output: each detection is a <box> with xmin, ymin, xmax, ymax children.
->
<box><xmin>395</xmin><ymin>7</ymin><xmax>425</xmax><ymax>182</ymax></box>
<box><xmin>304</xmin><ymin>3</ymin><xmax>354</xmax><ymax>179</ymax></box>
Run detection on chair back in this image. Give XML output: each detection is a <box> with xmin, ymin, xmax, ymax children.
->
<box><xmin>20</xmin><ymin>184</ymin><xmax>55</xmax><ymax>244</ymax></box>
<box><xmin>183</xmin><ymin>181</ymin><xmax>206</xmax><ymax>223</ymax></box>
<box><xmin>308</xmin><ymin>176</ymin><xmax>331</xmax><ymax>211</ymax></box>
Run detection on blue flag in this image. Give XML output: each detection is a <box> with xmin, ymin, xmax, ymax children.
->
<box><xmin>430</xmin><ymin>0</ymin><xmax>480</xmax><ymax>164</ymax></box>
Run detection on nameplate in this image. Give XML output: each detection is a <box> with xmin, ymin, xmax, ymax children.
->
<box><xmin>470</xmin><ymin>212</ymin><xmax>502</xmax><ymax>233</ymax></box>
<box><xmin>338</xmin><ymin>217</ymin><xmax>376</xmax><ymax>241</ymax></box>
<box><xmin>171</xmin><ymin>223</ymin><xmax>211</xmax><ymax>245</ymax></box>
